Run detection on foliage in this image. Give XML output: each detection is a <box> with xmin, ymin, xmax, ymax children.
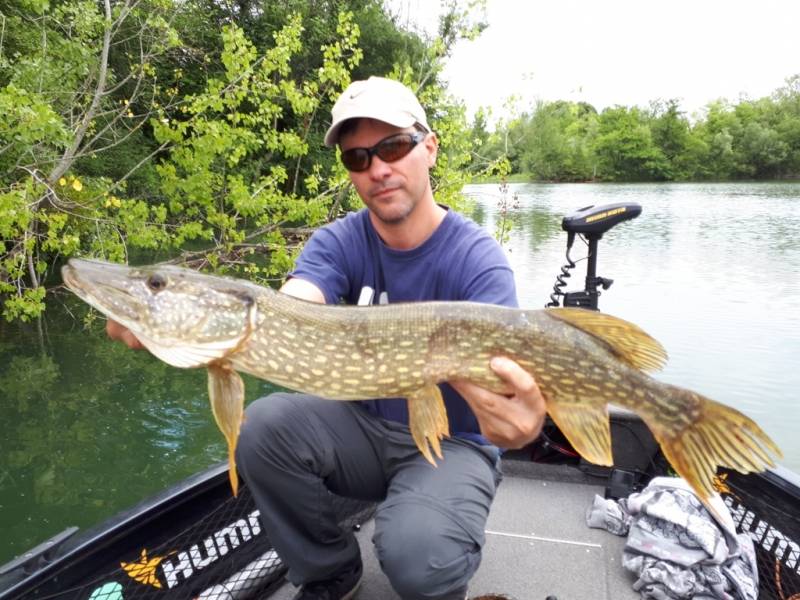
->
<box><xmin>1</xmin><ymin>0</ymin><xmax>483</xmax><ymax>321</ymax></box>
<box><xmin>478</xmin><ymin>76</ymin><xmax>800</xmax><ymax>183</ymax></box>
<box><xmin>381</xmin><ymin>0</ymin><xmax>491</xmax><ymax>213</ymax></box>
<box><xmin>594</xmin><ymin>106</ymin><xmax>670</xmax><ymax>182</ymax></box>
<box><xmin>1</xmin><ymin>0</ymin><xmax>186</xmax><ymax>321</ymax></box>
<box><xmin>516</xmin><ymin>100</ymin><xmax>598</xmax><ymax>182</ymax></box>
<box><xmin>151</xmin><ymin>12</ymin><xmax>361</xmax><ymax>279</ymax></box>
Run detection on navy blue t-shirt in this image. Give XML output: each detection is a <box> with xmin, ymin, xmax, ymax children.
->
<box><xmin>289</xmin><ymin>206</ymin><xmax>518</xmax><ymax>444</ymax></box>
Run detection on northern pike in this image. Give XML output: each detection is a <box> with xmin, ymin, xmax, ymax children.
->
<box><xmin>62</xmin><ymin>258</ymin><xmax>781</xmax><ymax>515</ymax></box>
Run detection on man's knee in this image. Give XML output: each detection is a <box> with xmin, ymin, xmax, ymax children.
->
<box><xmin>236</xmin><ymin>393</ymin><xmax>304</xmax><ymax>470</ymax></box>
<box><xmin>373</xmin><ymin>498</ymin><xmax>481</xmax><ymax>599</ymax></box>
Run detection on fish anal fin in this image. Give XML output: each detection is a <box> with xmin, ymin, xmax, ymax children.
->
<box><xmin>407</xmin><ymin>383</ymin><xmax>450</xmax><ymax>465</ymax></box>
<box><xmin>208</xmin><ymin>361</ymin><xmax>245</xmax><ymax>496</ymax></box>
<box><xmin>546</xmin><ymin>307</ymin><xmax>668</xmax><ymax>372</ymax></box>
<box><xmin>548</xmin><ymin>399</ymin><xmax>613</xmax><ymax>466</ymax></box>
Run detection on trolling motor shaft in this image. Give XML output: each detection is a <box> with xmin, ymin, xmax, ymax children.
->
<box><xmin>547</xmin><ymin>202</ymin><xmax>642</xmax><ymax>310</ymax></box>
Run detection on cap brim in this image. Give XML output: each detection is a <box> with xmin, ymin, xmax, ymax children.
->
<box><xmin>324</xmin><ymin>110</ymin><xmax>419</xmax><ymax>147</ymax></box>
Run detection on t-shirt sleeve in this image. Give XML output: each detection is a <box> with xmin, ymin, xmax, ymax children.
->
<box><xmin>459</xmin><ymin>235</ymin><xmax>518</xmax><ymax>308</ymax></box>
<box><xmin>288</xmin><ymin>226</ymin><xmax>351</xmax><ymax>304</ymax></box>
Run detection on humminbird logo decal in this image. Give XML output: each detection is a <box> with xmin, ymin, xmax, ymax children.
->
<box><xmin>122</xmin><ymin>509</ymin><xmax>263</xmax><ymax>589</ymax></box>
<box><xmin>121</xmin><ymin>549</ymin><xmax>169</xmax><ymax>588</ymax></box>
<box><xmin>724</xmin><ymin>496</ymin><xmax>800</xmax><ymax>575</ymax></box>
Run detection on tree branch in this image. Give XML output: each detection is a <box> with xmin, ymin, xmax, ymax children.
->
<box><xmin>47</xmin><ymin>0</ymin><xmax>115</xmax><ymax>188</ymax></box>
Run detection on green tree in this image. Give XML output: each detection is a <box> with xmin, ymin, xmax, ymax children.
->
<box><xmin>649</xmin><ymin>99</ymin><xmax>694</xmax><ymax>179</ymax></box>
<box><xmin>517</xmin><ymin>101</ymin><xmax>569</xmax><ymax>181</ymax></box>
<box><xmin>151</xmin><ymin>13</ymin><xmax>363</xmax><ymax>278</ymax></box>
<box><xmin>693</xmin><ymin>100</ymin><xmax>743</xmax><ymax>179</ymax></box>
<box><xmin>772</xmin><ymin>76</ymin><xmax>800</xmax><ymax>175</ymax></box>
<box><xmin>775</xmin><ymin>76</ymin><xmax>800</xmax><ymax>171</ymax></box>
<box><xmin>1</xmin><ymin>0</ymin><xmax>488</xmax><ymax>321</ymax></box>
<box><xmin>593</xmin><ymin>106</ymin><xmax>669</xmax><ymax>181</ymax></box>
<box><xmin>1</xmin><ymin>0</ymin><xmax>184</xmax><ymax>321</ymax></box>
<box><xmin>737</xmin><ymin>121</ymin><xmax>788</xmax><ymax>177</ymax></box>
<box><xmin>516</xmin><ymin>100</ymin><xmax>597</xmax><ymax>181</ymax></box>
<box><xmin>479</xmin><ymin>73</ymin><xmax>800</xmax><ymax>182</ymax></box>
<box><xmin>464</xmin><ymin>106</ymin><xmax>515</xmax><ymax>182</ymax></box>
<box><xmin>467</xmin><ymin>107</ymin><xmax>492</xmax><ymax>166</ymax></box>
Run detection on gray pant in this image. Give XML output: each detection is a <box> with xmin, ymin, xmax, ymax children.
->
<box><xmin>235</xmin><ymin>393</ymin><xmax>503</xmax><ymax>600</ymax></box>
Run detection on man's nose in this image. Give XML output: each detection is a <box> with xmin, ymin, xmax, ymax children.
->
<box><xmin>368</xmin><ymin>155</ymin><xmax>392</xmax><ymax>179</ymax></box>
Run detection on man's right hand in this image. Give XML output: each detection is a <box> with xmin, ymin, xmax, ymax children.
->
<box><xmin>106</xmin><ymin>319</ymin><xmax>146</xmax><ymax>350</ymax></box>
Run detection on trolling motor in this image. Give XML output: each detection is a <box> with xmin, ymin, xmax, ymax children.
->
<box><xmin>541</xmin><ymin>201</ymin><xmax>650</xmax><ymax>497</ymax></box>
<box><xmin>546</xmin><ymin>202</ymin><xmax>642</xmax><ymax>310</ymax></box>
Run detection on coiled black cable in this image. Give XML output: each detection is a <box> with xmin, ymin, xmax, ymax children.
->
<box><xmin>546</xmin><ymin>233</ymin><xmax>590</xmax><ymax>307</ymax></box>
<box><xmin>546</xmin><ymin>256</ymin><xmax>576</xmax><ymax>307</ymax></box>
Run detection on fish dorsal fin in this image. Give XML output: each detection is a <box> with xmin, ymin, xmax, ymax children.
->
<box><xmin>546</xmin><ymin>307</ymin><xmax>668</xmax><ymax>372</ymax></box>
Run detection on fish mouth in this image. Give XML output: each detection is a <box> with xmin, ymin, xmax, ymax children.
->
<box><xmin>61</xmin><ymin>263</ymin><xmax>81</xmax><ymax>293</ymax></box>
<box><xmin>61</xmin><ymin>259</ymin><xmax>142</xmax><ymax>324</ymax></box>
<box><xmin>63</xmin><ymin>258</ymin><xmax>135</xmax><ymax>283</ymax></box>
<box><xmin>61</xmin><ymin>261</ymin><xmax>98</xmax><ymax>307</ymax></box>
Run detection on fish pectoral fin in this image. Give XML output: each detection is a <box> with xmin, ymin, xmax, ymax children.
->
<box><xmin>407</xmin><ymin>384</ymin><xmax>450</xmax><ymax>466</ymax></box>
<box><xmin>208</xmin><ymin>361</ymin><xmax>245</xmax><ymax>497</ymax></box>
<box><xmin>546</xmin><ymin>307</ymin><xmax>667</xmax><ymax>373</ymax></box>
<box><xmin>547</xmin><ymin>399</ymin><xmax>613</xmax><ymax>466</ymax></box>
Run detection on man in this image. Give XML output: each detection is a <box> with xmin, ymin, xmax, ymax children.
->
<box><xmin>107</xmin><ymin>76</ymin><xmax>546</xmax><ymax>600</ymax></box>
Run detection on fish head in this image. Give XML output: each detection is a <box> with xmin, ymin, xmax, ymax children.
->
<box><xmin>62</xmin><ymin>258</ymin><xmax>258</xmax><ymax>368</ymax></box>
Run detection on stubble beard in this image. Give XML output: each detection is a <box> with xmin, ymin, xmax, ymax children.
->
<box><xmin>366</xmin><ymin>190</ymin><xmax>417</xmax><ymax>226</ymax></box>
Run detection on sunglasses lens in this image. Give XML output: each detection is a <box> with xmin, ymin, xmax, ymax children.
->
<box><xmin>340</xmin><ymin>133</ymin><xmax>424</xmax><ymax>172</ymax></box>
<box><xmin>376</xmin><ymin>137</ymin><xmax>414</xmax><ymax>163</ymax></box>
<box><xmin>341</xmin><ymin>149</ymin><xmax>369</xmax><ymax>172</ymax></box>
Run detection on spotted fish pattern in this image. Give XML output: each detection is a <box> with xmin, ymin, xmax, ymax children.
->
<box><xmin>62</xmin><ymin>258</ymin><xmax>782</xmax><ymax>518</ymax></box>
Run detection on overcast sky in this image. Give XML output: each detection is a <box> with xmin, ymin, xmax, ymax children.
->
<box><xmin>388</xmin><ymin>0</ymin><xmax>800</xmax><ymax>120</ymax></box>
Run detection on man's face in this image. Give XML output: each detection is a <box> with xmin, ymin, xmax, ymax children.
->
<box><xmin>339</xmin><ymin>119</ymin><xmax>437</xmax><ymax>226</ymax></box>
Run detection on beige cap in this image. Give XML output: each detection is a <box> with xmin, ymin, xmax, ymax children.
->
<box><xmin>324</xmin><ymin>76</ymin><xmax>430</xmax><ymax>147</ymax></box>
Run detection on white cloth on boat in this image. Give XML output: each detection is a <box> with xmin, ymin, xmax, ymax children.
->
<box><xmin>586</xmin><ymin>477</ymin><xmax>758</xmax><ymax>600</ymax></box>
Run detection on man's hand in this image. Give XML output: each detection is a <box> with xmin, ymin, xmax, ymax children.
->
<box><xmin>106</xmin><ymin>318</ymin><xmax>145</xmax><ymax>350</ymax></box>
<box><xmin>451</xmin><ymin>357</ymin><xmax>546</xmax><ymax>449</ymax></box>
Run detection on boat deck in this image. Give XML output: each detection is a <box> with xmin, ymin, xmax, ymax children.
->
<box><xmin>270</xmin><ymin>461</ymin><xmax>640</xmax><ymax>600</ymax></box>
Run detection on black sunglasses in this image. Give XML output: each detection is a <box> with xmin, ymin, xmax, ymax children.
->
<box><xmin>340</xmin><ymin>132</ymin><xmax>427</xmax><ymax>172</ymax></box>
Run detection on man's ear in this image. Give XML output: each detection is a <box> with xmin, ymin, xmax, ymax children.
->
<box><xmin>425</xmin><ymin>132</ymin><xmax>439</xmax><ymax>168</ymax></box>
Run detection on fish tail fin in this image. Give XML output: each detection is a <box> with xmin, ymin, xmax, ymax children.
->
<box><xmin>208</xmin><ymin>361</ymin><xmax>246</xmax><ymax>497</ymax></box>
<box><xmin>652</xmin><ymin>388</ymin><xmax>782</xmax><ymax>505</ymax></box>
<box><xmin>407</xmin><ymin>384</ymin><xmax>450</xmax><ymax>465</ymax></box>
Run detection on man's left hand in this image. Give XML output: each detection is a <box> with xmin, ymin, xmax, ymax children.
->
<box><xmin>451</xmin><ymin>357</ymin><xmax>547</xmax><ymax>449</ymax></box>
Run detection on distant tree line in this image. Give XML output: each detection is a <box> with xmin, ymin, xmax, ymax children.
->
<box><xmin>470</xmin><ymin>76</ymin><xmax>800</xmax><ymax>182</ymax></box>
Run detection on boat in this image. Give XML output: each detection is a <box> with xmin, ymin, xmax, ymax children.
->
<box><xmin>2</xmin><ymin>203</ymin><xmax>798</xmax><ymax>600</ymax></box>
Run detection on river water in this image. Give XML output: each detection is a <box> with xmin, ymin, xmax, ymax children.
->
<box><xmin>1</xmin><ymin>181</ymin><xmax>799</xmax><ymax>565</ymax></box>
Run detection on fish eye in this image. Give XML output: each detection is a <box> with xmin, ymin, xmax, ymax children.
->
<box><xmin>146</xmin><ymin>273</ymin><xmax>167</xmax><ymax>292</ymax></box>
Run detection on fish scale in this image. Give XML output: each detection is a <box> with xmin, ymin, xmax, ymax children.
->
<box><xmin>62</xmin><ymin>258</ymin><xmax>782</xmax><ymax>520</ymax></box>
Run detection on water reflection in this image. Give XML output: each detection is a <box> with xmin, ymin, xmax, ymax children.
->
<box><xmin>0</xmin><ymin>305</ymin><xmax>278</xmax><ymax>563</ymax></box>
